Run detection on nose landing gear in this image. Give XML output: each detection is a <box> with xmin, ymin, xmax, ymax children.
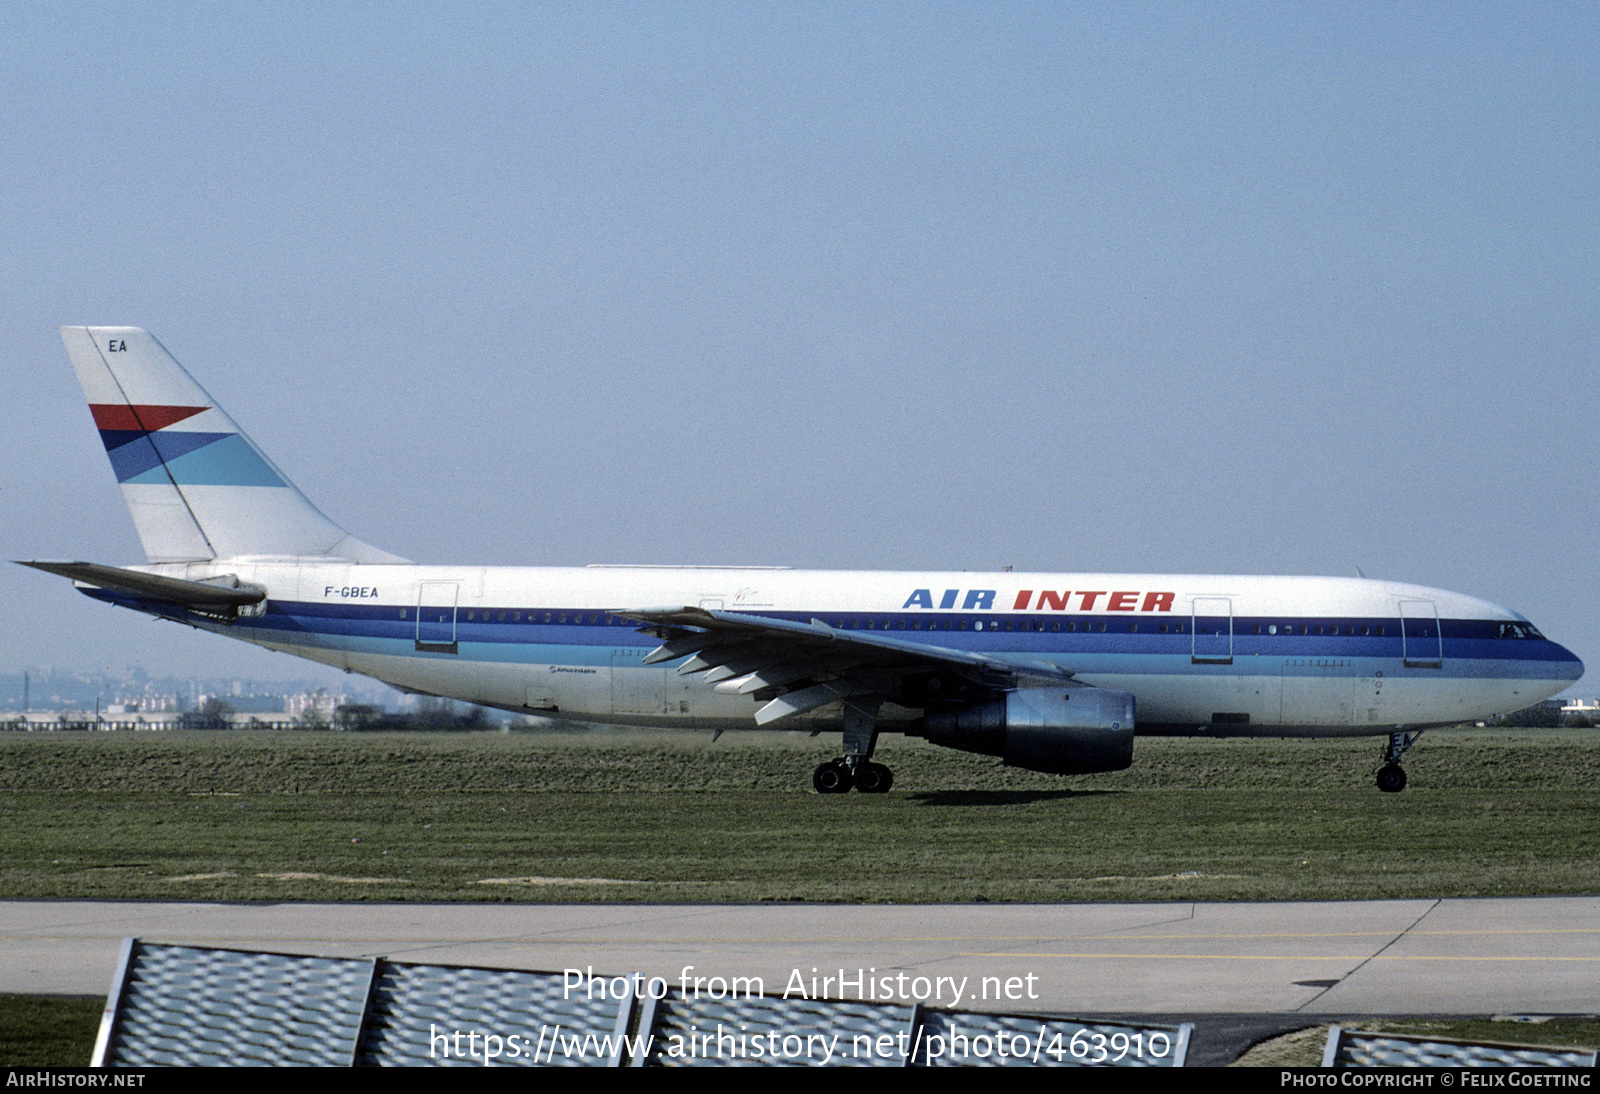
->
<box><xmin>1375</xmin><ymin>764</ymin><xmax>1408</xmax><ymax>793</ymax></box>
<box><xmin>1375</xmin><ymin>729</ymin><xmax>1424</xmax><ymax>793</ymax></box>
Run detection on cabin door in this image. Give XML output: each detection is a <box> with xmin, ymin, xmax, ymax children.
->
<box><xmin>1399</xmin><ymin>599</ymin><xmax>1443</xmax><ymax>667</ymax></box>
<box><xmin>1191</xmin><ymin>597</ymin><xmax>1233</xmax><ymax>664</ymax></box>
<box><xmin>416</xmin><ymin>581</ymin><xmax>460</xmax><ymax>653</ymax></box>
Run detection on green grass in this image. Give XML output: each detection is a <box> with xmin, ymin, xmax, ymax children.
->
<box><xmin>0</xmin><ymin>996</ymin><xmax>101</xmax><ymax>1067</ymax></box>
<box><xmin>2</xmin><ymin>728</ymin><xmax>1597</xmax><ymax>903</ymax></box>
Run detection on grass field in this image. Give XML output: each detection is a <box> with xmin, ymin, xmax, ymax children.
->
<box><xmin>0</xmin><ymin>995</ymin><xmax>101</xmax><ymax>1067</ymax></box>
<box><xmin>2</xmin><ymin>727</ymin><xmax>1597</xmax><ymax>904</ymax></box>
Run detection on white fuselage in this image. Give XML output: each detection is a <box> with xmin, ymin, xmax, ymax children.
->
<box><xmin>105</xmin><ymin>561</ymin><xmax>1582</xmax><ymax>737</ymax></box>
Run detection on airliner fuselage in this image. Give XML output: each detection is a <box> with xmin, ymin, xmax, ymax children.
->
<box><xmin>80</xmin><ymin>560</ymin><xmax>1574</xmax><ymax>738</ymax></box>
<box><xmin>27</xmin><ymin>326</ymin><xmax>1584</xmax><ymax>794</ymax></box>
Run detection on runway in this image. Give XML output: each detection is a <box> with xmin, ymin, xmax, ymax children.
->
<box><xmin>5</xmin><ymin>896</ymin><xmax>1598</xmax><ymax>1016</ymax></box>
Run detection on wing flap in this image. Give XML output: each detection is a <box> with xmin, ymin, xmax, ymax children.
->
<box><xmin>755</xmin><ymin>680</ymin><xmax>872</xmax><ymax>725</ymax></box>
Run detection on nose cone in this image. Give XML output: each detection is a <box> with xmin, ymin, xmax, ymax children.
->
<box><xmin>1553</xmin><ymin>643</ymin><xmax>1585</xmax><ymax>683</ymax></box>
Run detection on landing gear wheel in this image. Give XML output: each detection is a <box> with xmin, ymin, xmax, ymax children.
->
<box><xmin>854</xmin><ymin>762</ymin><xmax>894</xmax><ymax>794</ymax></box>
<box><xmin>813</xmin><ymin>761</ymin><xmax>854</xmax><ymax>794</ymax></box>
<box><xmin>1376</xmin><ymin>764</ymin><xmax>1408</xmax><ymax>793</ymax></box>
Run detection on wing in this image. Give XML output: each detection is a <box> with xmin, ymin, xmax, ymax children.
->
<box><xmin>619</xmin><ymin>605</ymin><xmax>1078</xmax><ymax>724</ymax></box>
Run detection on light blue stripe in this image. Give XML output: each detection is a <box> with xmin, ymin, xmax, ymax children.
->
<box><xmin>124</xmin><ymin>433</ymin><xmax>285</xmax><ymax>487</ymax></box>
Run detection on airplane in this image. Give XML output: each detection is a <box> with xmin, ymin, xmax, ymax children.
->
<box><xmin>20</xmin><ymin>327</ymin><xmax>1584</xmax><ymax>794</ymax></box>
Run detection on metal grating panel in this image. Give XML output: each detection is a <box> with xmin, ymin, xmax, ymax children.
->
<box><xmin>103</xmin><ymin>942</ymin><xmax>374</xmax><ymax>1067</ymax></box>
<box><xmin>1323</xmin><ymin>1026</ymin><xmax>1599</xmax><ymax>1069</ymax></box>
<box><xmin>914</xmin><ymin>1012</ymin><xmax>1190</xmax><ymax>1067</ymax></box>
<box><xmin>96</xmin><ymin>941</ymin><xmax>1203</xmax><ymax>1068</ymax></box>
<box><xmin>357</xmin><ymin>962</ymin><xmax>630</xmax><ymax>1066</ymax></box>
<box><xmin>640</xmin><ymin>989</ymin><xmax>915</xmax><ymax>1066</ymax></box>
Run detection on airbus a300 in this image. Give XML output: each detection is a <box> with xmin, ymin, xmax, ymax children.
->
<box><xmin>22</xmin><ymin>328</ymin><xmax>1583</xmax><ymax>793</ymax></box>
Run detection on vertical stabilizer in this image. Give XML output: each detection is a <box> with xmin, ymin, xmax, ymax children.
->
<box><xmin>61</xmin><ymin>327</ymin><xmax>409</xmax><ymax>563</ymax></box>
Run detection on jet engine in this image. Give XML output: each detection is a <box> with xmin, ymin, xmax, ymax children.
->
<box><xmin>912</xmin><ymin>687</ymin><xmax>1135</xmax><ymax>774</ymax></box>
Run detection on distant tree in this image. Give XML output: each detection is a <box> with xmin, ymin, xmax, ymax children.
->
<box><xmin>1498</xmin><ymin>703</ymin><xmax>1562</xmax><ymax>728</ymax></box>
<box><xmin>293</xmin><ymin>707</ymin><xmax>331</xmax><ymax>731</ymax></box>
<box><xmin>414</xmin><ymin>696</ymin><xmax>456</xmax><ymax>730</ymax></box>
<box><xmin>199</xmin><ymin>697</ymin><xmax>235</xmax><ymax>718</ymax></box>
<box><xmin>333</xmin><ymin>703</ymin><xmax>382</xmax><ymax>731</ymax></box>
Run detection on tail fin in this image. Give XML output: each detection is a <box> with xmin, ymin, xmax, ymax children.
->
<box><xmin>61</xmin><ymin>327</ymin><xmax>409</xmax><ymax>564</ymax></box>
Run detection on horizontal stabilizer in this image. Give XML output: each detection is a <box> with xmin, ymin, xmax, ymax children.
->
<box><xmin>17</xmin><ymin>560</ymin><xmax>265</xmax><ymax>608</ymax></box>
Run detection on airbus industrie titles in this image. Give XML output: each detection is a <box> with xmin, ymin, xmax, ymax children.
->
<box><xmin>21</xmin><ymin>328</ymin><xmax>1582</xmax><ymax>794</ymax></box>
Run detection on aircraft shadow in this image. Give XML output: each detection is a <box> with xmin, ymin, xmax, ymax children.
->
<box><xmin>907</xmin><ymin>789</ymin><xmax>1120</xmax><ymax>807</ymax></box>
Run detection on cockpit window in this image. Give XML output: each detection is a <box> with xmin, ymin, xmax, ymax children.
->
<box><xmin>1499</xmin><ymin>622</ymin><xmax>1543</xmax><ymax>640</ymax></box>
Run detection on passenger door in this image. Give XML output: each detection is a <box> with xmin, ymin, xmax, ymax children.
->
<box><xmin>1191</xmin><ymin>597</ymin><xmax>1233</xmax><ymax>664</ymax></box>
<box><xmin>416</xmin><ymin>581</ymin><xmax>459</xmax><ymax>654</ymax></box>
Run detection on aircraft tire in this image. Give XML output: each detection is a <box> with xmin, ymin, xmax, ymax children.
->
<box><xmin>854</xmin><ymin>762</ymin><xmax>893</xmax><ymax>794</ymax></box>
<box><xmin>813</xmin><ymin>761</ymin><xmax>854</xmax><ymax>794</ymax></box>
<box><xmin>1376</xmin><ymin>764</ymin><xmax>1408</xmax><ymax>793</ymax></box>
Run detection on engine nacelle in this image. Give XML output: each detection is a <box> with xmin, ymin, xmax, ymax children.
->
<box><xmin>914</xmin><ymin>687</ymin><xmax>1135</xmax><ymax>775</ymax></box>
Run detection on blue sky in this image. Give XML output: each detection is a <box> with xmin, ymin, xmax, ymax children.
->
<box><xmin>3</xmin><ymin>3</ymin><xmax>1596</xmax><ymax>690</ymax></box>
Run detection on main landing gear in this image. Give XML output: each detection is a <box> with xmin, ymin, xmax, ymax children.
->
<box><xmin>813</xmin><ymin>696</ymin><xmax>894</xmax><ymax>794</ymax></box>
<box><xmin>812</xmin><ymin>758</ymin><xmax>893</xmax><ymax>794</ymax></box>
<box><xmin>1375</xmin><ymin>729</ymin><xmax>1424</xmax><ymax>793</ymax></box>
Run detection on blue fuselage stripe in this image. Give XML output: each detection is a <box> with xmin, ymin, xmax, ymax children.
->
<box><xmin>85</xmin><ymin>592</ymin><xmax>1581</xmax><ymax>679</ymax></box>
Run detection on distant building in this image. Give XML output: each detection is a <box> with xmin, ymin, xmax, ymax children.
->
<box><xmin>285</xmin><ymin>690</ymin><xmax>347</xmax><ymax>718</ymax></box>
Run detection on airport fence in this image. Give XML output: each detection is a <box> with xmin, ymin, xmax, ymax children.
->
<box><xmin>1321</xmin><ymin>1025</ymin><xmax>1597</xmax><ymax>1068</ymax></box>
<box><xmin>93</xmin><ymin>939</ymin><xmax>1192</xmax><ymax>1067</ymax></box>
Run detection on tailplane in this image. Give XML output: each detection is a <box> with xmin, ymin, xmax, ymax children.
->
<box><xmin>61</xmin><ymin>327</ymin><xmax>408</xmax><ymax>564</ymax></box>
